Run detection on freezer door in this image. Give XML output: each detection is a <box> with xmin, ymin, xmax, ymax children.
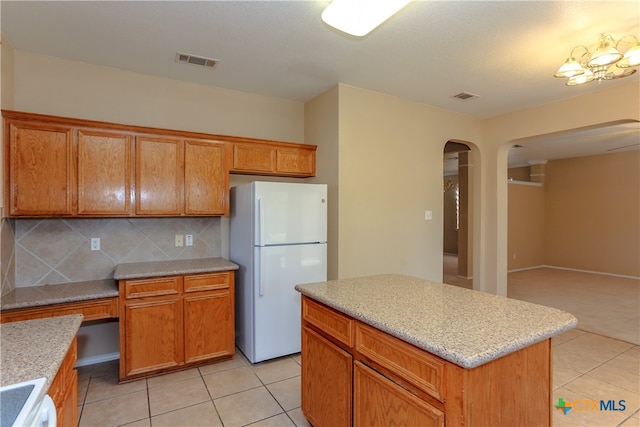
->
<box><xmin>253</xmin><ymin>243</ymin><xmax>327</xmax><ymax>362</ymax></box>
<box><xmin>254</xmin><ymin>182</ymin><xmax>327</xmax><ymax>246</ymax></box>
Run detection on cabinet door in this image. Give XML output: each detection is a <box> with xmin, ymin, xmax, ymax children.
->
<box><xmin>184</xmin><ymin>139</ymin><xmax>228</xmax><ymax>215</ymax></box>
<box><xmin>231</xmin><ymin>144</ymin><xmax>275</xmax><ymax>173</ymax></box>
<box><xmin>123</xmin><ymin>297</ymin><xmax>183</xmax><ymax>377</ymax></box>
<box><xmin>302</xmin><ymin>326</ymin><xmax>352</xmax><ymax>427</ymax></box>
<box><xmin>7</xmin><ymin>120</ymin><xmax>75</xmax><ymax>215</ymax></box>
<box><xmin>183</xmin><ymin>287</ymin><xmax>234</xmax><ymax>364</ymax></box>
<box><xmin>354</xmin><ymin>361</ymin><xmax>444</xmax><ymax>427</ymax></box>
<box><xmin>136</xmin><ymin>137</ymin><xmax>183</xmax><ymax>215</ymax></box>
<box><xmin>276</xmin><ymin>147</ymin><xmax>315</xmax><ymax>176</ymax></box>
<box><xmin>77</xmin><ymin>130</ymin><xmax>132</xmax><ymax>215</ymax></box>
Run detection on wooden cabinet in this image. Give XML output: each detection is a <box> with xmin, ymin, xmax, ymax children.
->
<box><xmin>135</xmin><ymin>137</ymin><xmax>183</xmax><ymax>215</ymax></box>
<box><xmin>77</xmin><ymin>129</ymin><xmax>132</xmax><ymax>215</ymax></box>
<box><xmin>49</xmin><ymin>337</ymin><xmax>78</xmax><ymax>427</ymax></box>
<box><xmin>184</xmin><ymin>139</ymin><xmax>228</xmax><ymax>215</ymax></box>
<box><xmin>301</xmin><ymin>296</ymin><xmax>553</xmax><ymax>427</ymax></box>
<box><xmin>3</xmin><ymin>110</ymin><xmax>316</xmax><ymax>217</ymax></box>
<box><xmin>302</xmin><ymin>326</ymin><xmax>352</xmax><ymax>427</ymax></box>
<box><xmin>354</xmin><ymin>361</ymin><xmax>444</xmax><ymax>427</ymax></box>
<box><xmin>231</xmin><ymin>142</ymin><xmax>316</xmax><ymax>177</ymax></box>
<box><xmin>6</xmin><ymin>120</ymin><xmax>75</xmax><ymax>216</ymax></box>
<box><xmin>119</xmin><ymin>271</ymin><xmax>234</xmax><ymax>382</ymax></box>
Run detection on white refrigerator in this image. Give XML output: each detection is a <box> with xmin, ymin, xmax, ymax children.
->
<box><xmin>230</xmin><ymin>181</ymin><xmax>328</xmax><ymax>363</ymax></box>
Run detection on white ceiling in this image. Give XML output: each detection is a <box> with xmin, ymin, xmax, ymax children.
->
<box><xmin>1</xmin><ymin>0</ymin><xmax>639</xmax><ymax>170</ymax></box>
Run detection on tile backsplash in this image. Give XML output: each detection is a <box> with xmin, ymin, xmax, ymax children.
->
<box><xmin>1</xmin><ymin>218</ymin><xmax>16</xmax><ymax>295</ymax></box>
<box><xmin>11</xmin><ymin>217</ymin><xmax>222</xmax><ymax>287</ymax></box>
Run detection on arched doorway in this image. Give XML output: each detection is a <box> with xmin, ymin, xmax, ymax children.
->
<box><xmin>442</xmin><ymin>141</ymin><xmax>473</xmax><ymax>288</ymax></box>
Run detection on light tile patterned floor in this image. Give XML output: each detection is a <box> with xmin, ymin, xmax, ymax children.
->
<box><xmin>77</xmin><ymin>352</ymin><xmax>310</xmax><ymax>427</ymax></box>
<box><xmin>77</xmin><ymin>329</ymin><xmax>640</xmax><ymax>427</ymax></box>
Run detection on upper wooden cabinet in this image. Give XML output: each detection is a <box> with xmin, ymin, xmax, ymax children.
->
<box><xmin>231</xmin><ymin>142</ymin><xmax>316</xmax><ymax>177</ymax></box>
<box><xmin>78</xmin><ymin>129</ymin><xmax>133</xmax><ymax>215</ymax></box>
<box><xmin>3</xmin><ymin>110</ymin><xmax>315</xmax><ymax>217</ymax></box>
<box><xmin>135</xmin><ymin>137</ymin><xmax>228</xmax><ymax>216</ymax></box>
<box><xmin>184</xmin><ymin>139</ymin><xmax>228</xmax><ymax>215</ymax></box>
<box><xmin>6</xmin><ymin>120</ymin><xmax>75</xmax><ymax>216</ymax></box>
<box><xmin>136</xmin><ymin>136</ymin><xmax>184</xmax><ymax>215</ymax></box>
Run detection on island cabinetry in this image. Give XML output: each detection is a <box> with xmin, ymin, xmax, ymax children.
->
<box><xmin>119</xmin><ymin>271</ymin><xmax>235</xmax><ymax>382</ymax></box>
<box><xmin>301</xmin><ymin>295</ymin><xmax>553</xmax><ymax>427</ymax></box>
<box><xmin>5</xmin><ymin>119</ymin><xmax>75</xmax><ymax>216</ymax></box>
<box><xmin>231</xmin><ymin>142</ymin><xmax>316</xmax><ymax>177</ymax></box>
<box><xmin>302</xmin><ymin>299</ymin><xmax>353</xmax><ymax>427</ymax></box>
<box><xmin>77</xmin><ymin>129</ymin><xmax>133</xmax><ymax>215</ymax></box>
<box><xmin>49</xmin><ymin>337</ymin><xmax>78</xmax><ymax>427</ymax></box>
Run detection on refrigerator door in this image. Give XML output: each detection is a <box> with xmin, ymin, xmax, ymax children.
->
<box><xmin>253</xmin><ymin>243</ymin><xmax>327</xmax><ymax>363</ymax></box>
<box><xmin>254</xmin><ymin>182</ymin><xmax>327</xmax><ymax>246</ymax></box>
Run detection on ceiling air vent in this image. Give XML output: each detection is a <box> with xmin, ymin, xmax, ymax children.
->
<box><xmin>452</xmin><ymin>92</ymin><xmax>479</xmax><ymax>101</ymax></box>
<box><xmin>175</xmin><ymin>52</ymin><xmax>218</xmax><ymax>69</ymax></box>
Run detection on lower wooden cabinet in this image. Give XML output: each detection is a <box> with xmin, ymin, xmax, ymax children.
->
<box><xmin>119</xmin><ymin>271</ymin><xmax>235</xmax><ymax>382</ymax></box>
<box><xmin>302</xmin><ymin>326</ymin><xmax>352</xmax><ymax>427</ymax></box>
<box><xmin>50</xmin><ymin>337</ymin><xmax>78</xmax><ymax>427</ymax></box>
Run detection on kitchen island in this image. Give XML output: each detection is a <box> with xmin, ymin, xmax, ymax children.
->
<box><xmin>295</xmin><ymin>274</ymin><xmax>577</xmax><ymax>427</ymax></box>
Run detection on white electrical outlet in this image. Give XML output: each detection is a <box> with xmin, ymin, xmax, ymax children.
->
<box><xmin>175</xmin><ymin>234</ymin><xmax>184</xmax><ymax>247</ymax></box>
<box><xmin>424</xmin><ymin>210</ymin><xmax>433</xmax><ymax>220</ymax></box>
<box><xmin>185</xmin><ymin>235</ymin><xmax>193</xmax><ymax>247</ymax></box>
<box><xmin>91</xmin><ymin>238</ymin><xmax>101</xmax><ymax>251</ymax></box>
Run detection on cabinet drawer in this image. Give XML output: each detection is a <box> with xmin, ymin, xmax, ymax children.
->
<box><xmin>302</xmin><ymin>297</ymin><xmax>353</xmax><ymax>347</ymax></box>
<box><xmin>355</xmin><ymin>322</ymin><xmax>445</xmax><ymax>402</ymax></box>
<box><xmin>354</xmin><ymin>361</ymin><xmax>444</xmax><ymax>427</ymax></box>
<box><xmin>123</xmin><ymin>277</ymin><xmax>181</xmax><ymax>299</ymax></box>
<box><xmin>184</xmin><ymin>272</ymin><xmax>232</xmax><ymax>292</ymax></box>
<box><xmin>1</xmin><ymin>298</ymin><xmax>118</xmax><ymax>323</ymax></box>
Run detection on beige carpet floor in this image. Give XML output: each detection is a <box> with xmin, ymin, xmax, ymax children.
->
<box><xmin>443</xmin><ymin>254</ymin><xmax>640</xmax><ymax>345</ymax></box>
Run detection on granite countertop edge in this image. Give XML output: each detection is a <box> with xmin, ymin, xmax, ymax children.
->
<box><xmin>114</xmin><ymin>257</ymin><xmax>239</xmax><ymax>280</ymax></box>
<box><xmin>296</xmin><ymin>275</ymin><xmax>578</xmax><ymax>369</ymax></box>
<box><xmin>0</xmin><ymin>314</ymin><xmax>83</xmax><ymax>389</ymax></box>
<box><xmin>1</xmin><ymin>280</ymin><xmax>118</xmax><ymax>311</ymax></box>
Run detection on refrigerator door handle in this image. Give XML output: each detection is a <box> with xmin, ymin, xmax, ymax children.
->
<box><xmin>257</xmin><ymin>197</ymin><xmax>265</xmax><ymax>246</ymax></box>
<box><xmin>256</xmin><ymin>250</ymin><xmax>264</xmax><ymax>296</ymax></box>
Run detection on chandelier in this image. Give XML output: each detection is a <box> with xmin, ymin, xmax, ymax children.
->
<box><xmin>554</xmin><ymin>33</ymin><xmax>640</xmax><ymax>86</ymax></box>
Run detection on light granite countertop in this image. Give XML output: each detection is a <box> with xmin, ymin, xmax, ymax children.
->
<box><xmin>114</xmin><ymin>257</ymin><xmax>239</xmax><ymax>280</ymax></box>
<box><xmin>0</xmin><ymin>315</ymin><xmax>83</xmax><ymax>389</ymax></box>
<box><xmin>295</xmin><ymin>274</ymin><xmax>577</xmax><ymax>369</ymax></box>
<box><xmin>1</xmin><ymin>280</ymin><xmax>118</xmax><ymax>311</ymax></box>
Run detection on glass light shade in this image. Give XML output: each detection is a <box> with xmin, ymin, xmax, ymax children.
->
<box><xmin>554</xmin><ymin>58</ymin><xmax>585</xmax><ymax>78</ymax></box>
<box><xmin>617</xmin><ymin>45</ymin><xmax>640</xmax><ymax>68</ymax></box>
<box><xmin>606</xmin><ymin>67</ymin><xmax>637</xmax><ymax>79</ymax></box>
<box><xmin>322</xmin><ymin>0</ymin><xmax>413</xmax><ymax>37</ymax></box>
<box><xmin>566</xmin><ymin>69</ymin><xmax>595</xmax><ymax>86</ymax></box>
<box><xmin>587</xmin><ymin>44</ymin><xmax>623</xmax><ymax>67</ymax></box>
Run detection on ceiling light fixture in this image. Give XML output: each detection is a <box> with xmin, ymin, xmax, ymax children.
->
<box><xmin>554</xmin><ymin>33</ymin><xmax>640</xmax><ymax>86</ymax></box>
<box><xmin>321</xmin><ymin>0</ymin><xmax>413</xmax><ymax>37</ymax></box>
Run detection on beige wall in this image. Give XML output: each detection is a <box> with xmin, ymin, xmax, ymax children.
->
<box><xmin>507</xmin><ymin>182</ymin><xmax>545</xmax><ymax>270</ymax></box>
<box><xmin>331</xmin><ymin>84</ymin><xmax>484</xmax><ymax>280</ymax></box>
<box><xmin>11</xmin><ymin>50</ymin><xmax>304</xmax><ymax>142</ymax></box>
<box><xmin>544</xmin><ymin>151</ymin><xmax>639</xmax><ymax>277</ymax></box>
<box><xmin>305</xmin><ymin>86</ymin><xmax>340</xmax><ymax>279</ymax></box>
<box><xmin>484</xmin><ymin>79</ymin><xmax>640</xmax><ymax>295</ymax></box>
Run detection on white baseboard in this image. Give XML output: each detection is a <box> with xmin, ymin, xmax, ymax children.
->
<box><xmin>508</xmin><ymin>264</ymin><xmax>639</xmax><ymax>280</ymax></box>
<box><xmin>507</xmin><ymin>265</ymin><xmax>545</xmax><ymax>273</ymax></box>
<box><xmin>543</xmin><ymin>265</ymin><xmax>640</xmax><ymax>280</ymax></box>
<box><xmin>75</xmin><ymin>352</ymin><xmax>120</xmax><ymax>368</ymax></box>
